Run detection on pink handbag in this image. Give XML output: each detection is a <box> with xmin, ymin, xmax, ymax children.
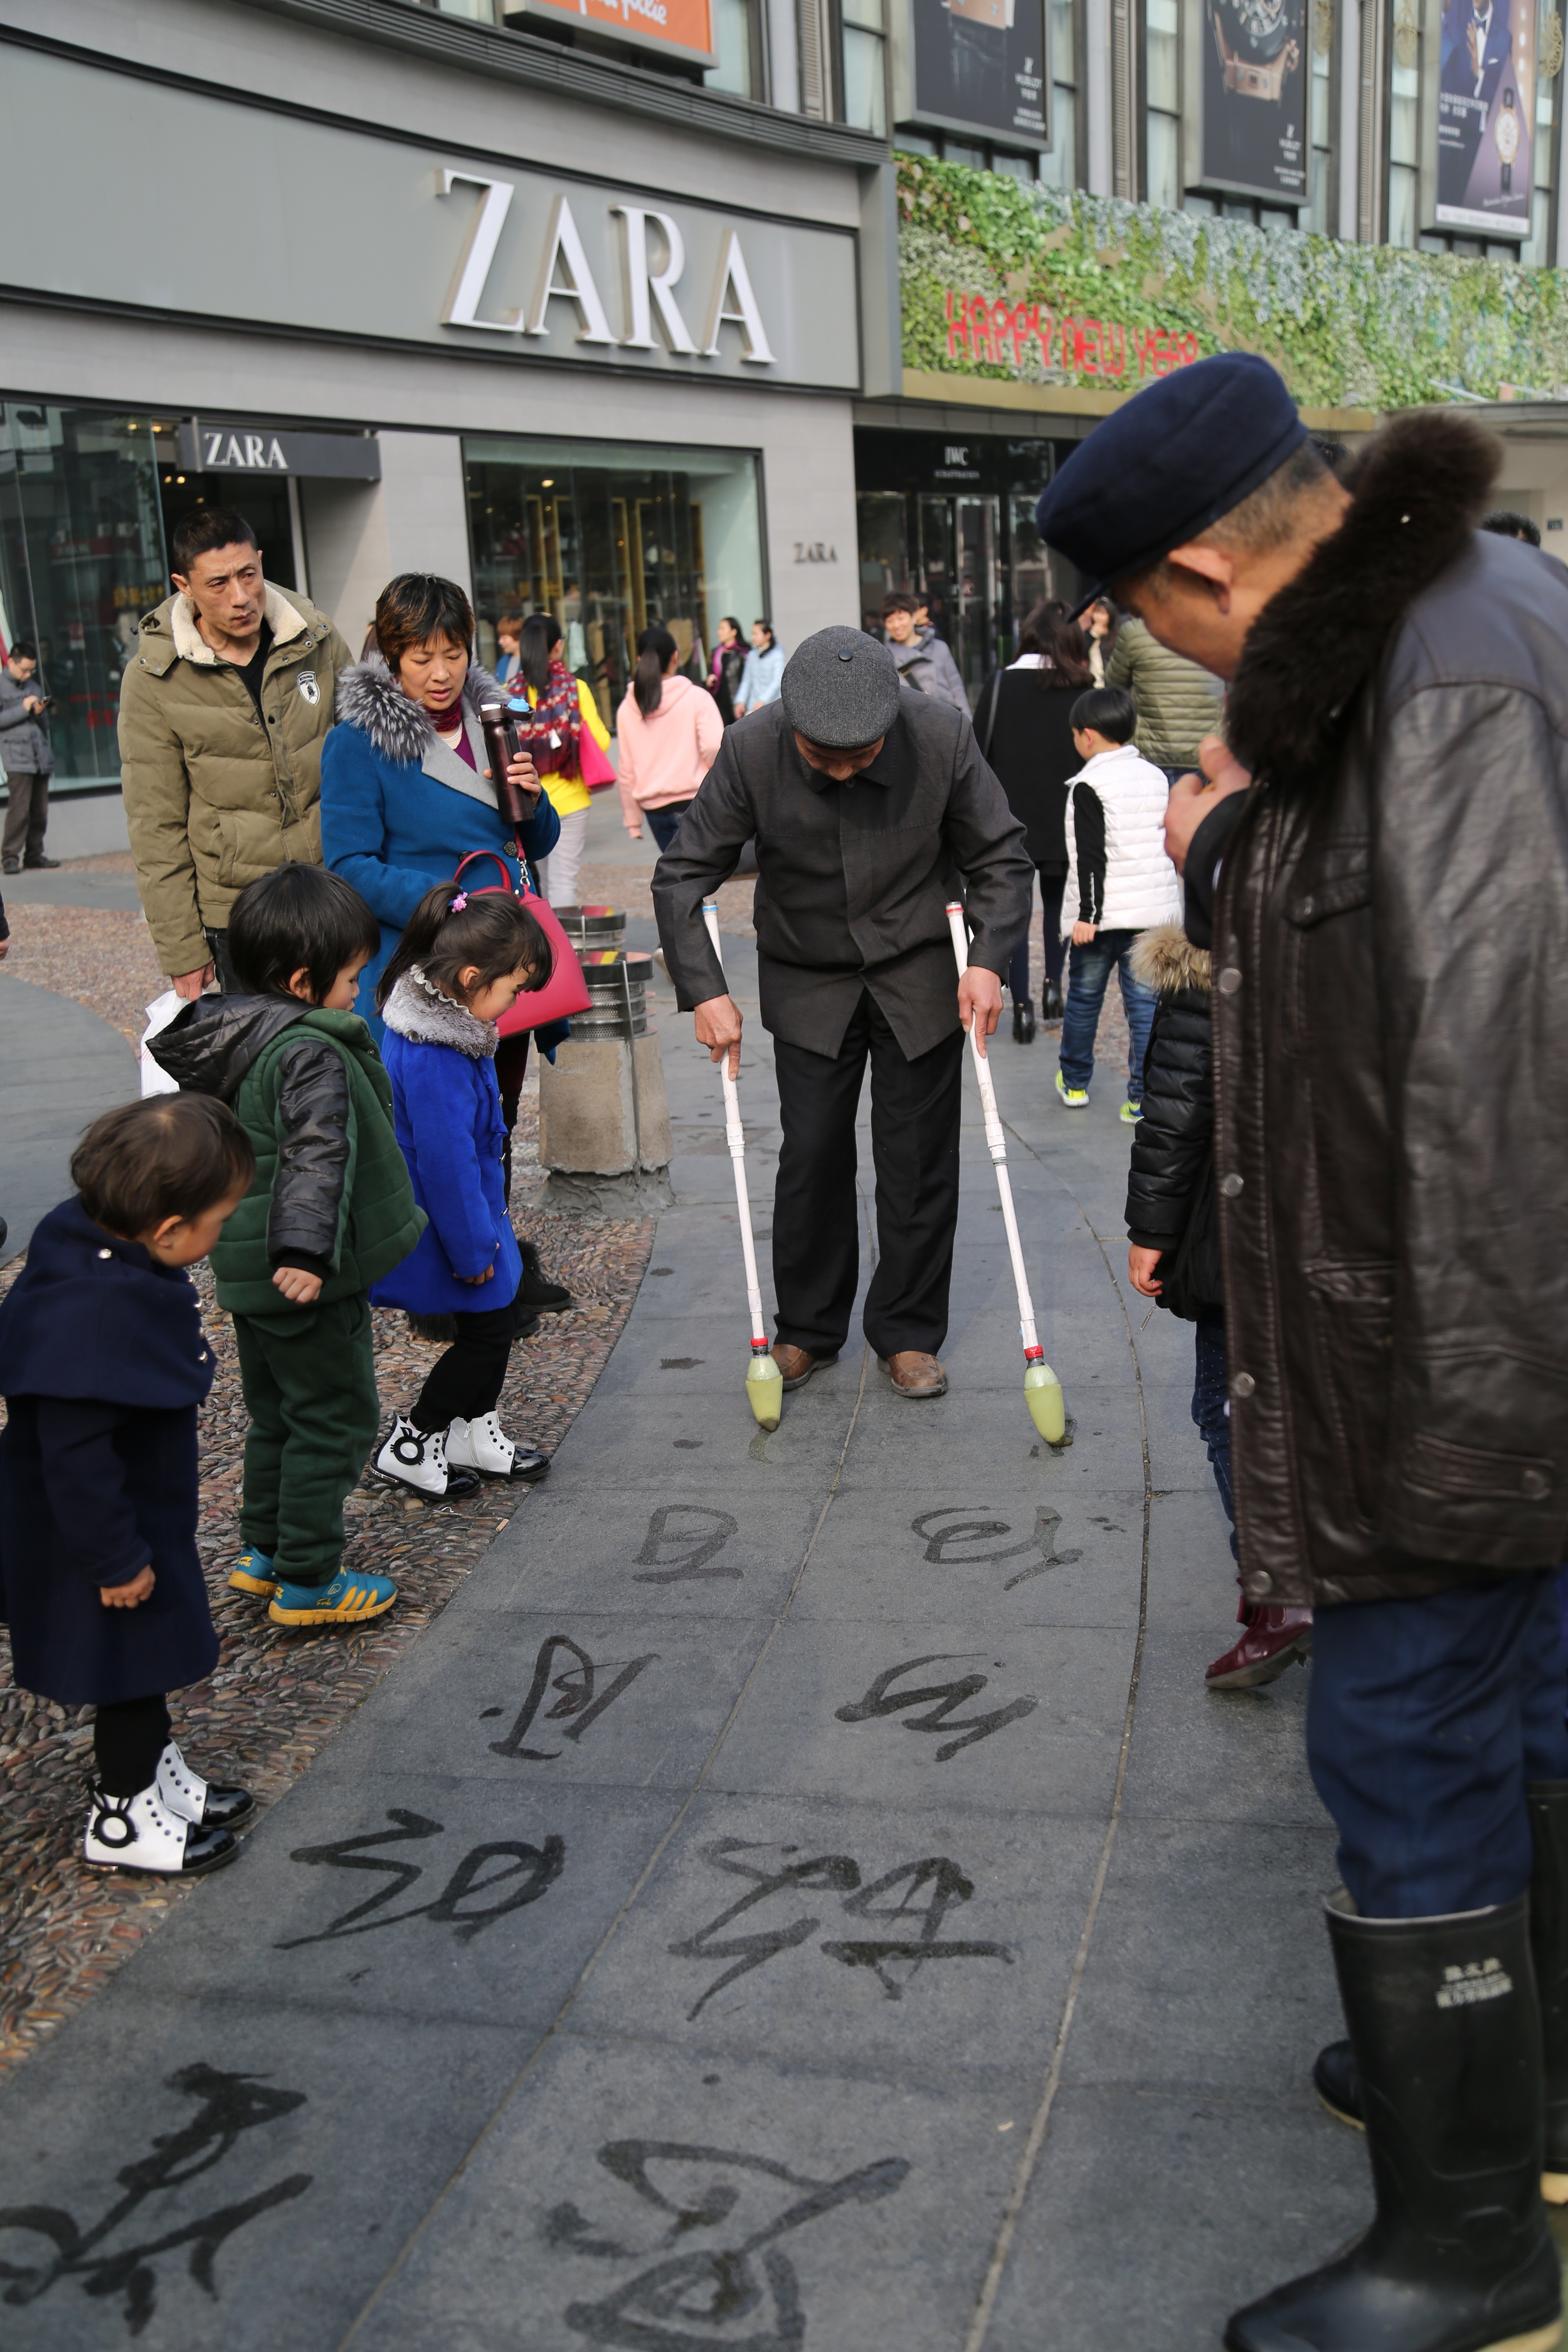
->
<box><xmin>578</xmin><ymin>724</ymin><xmax>617</xmax><ymax>792</ymax></box>
<box><xmin>447</xmin><ymin>849</ymin><xmax>592</xmax><ymax>1036</ymax></box>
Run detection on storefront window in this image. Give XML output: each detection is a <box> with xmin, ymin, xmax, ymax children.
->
<box><xmin>464</xmin><ymin>437</ymin><xmax>765</xmax><ymax>728</ymax></box>
<box><xmin>0</xmin><ymin>401</ymin><xmax>167</xmax><ymax>786</ymax></box>
<box><xmin>1039</xmin><ymin>0</ymin><xmax>1079</xmax><ymax>188</ymax></box>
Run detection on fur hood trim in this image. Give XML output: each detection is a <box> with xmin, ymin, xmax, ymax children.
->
<box><xmin>1226</xmin><ymin>410</ymin><xmax>1500</xmax><ymax>792</ymax></box>
<box><xmin>380</xmin><ymin>968</ymin><xmax>498</xmax><ymax>1058</ymax></box>
<box><xmin>335</xmin><ymin>656</ymin><xmax>504</xmax><ymax>766</ymax></box>
<box><xmin>1129</xmin><ymin>922</ymin><xmax>1210</xmax><ymax>995</ymax></box>
<box><xmin>170</xmin><ymin>583</ymin><xmax>309</xmax><ymax>665</ymax></box>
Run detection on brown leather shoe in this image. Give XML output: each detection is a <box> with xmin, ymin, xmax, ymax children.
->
<box><xmin>770</xmin><ymin>1343</ymin><xmax>838</xmax><ymax>1391</ymax></box>
<box><xmin>878</xmin><ymin>1350</ymin><xmax>948</xmax><ymax>1398</ymax></box>
<box><xmin>1204</xmin><ymin>1606</ymin><xmax>1313</xmax><ymax>1688</ymax></box>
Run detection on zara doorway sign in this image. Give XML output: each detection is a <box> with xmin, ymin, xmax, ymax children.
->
<box><xmin>434</xmin><ymin>171</ymin><xmax>859</xmax><ymax>388</ymax></box>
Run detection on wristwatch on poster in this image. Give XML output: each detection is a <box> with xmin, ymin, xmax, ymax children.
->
<box><xmin>1210</xmin><ymin>0</ymin><xmax>1302</xmax><ymax>98</ymax></box>
<box><xmin>1496</xmin><ymin>84</ymin><xmax>1519</xmax><ymax>191</ymax></box>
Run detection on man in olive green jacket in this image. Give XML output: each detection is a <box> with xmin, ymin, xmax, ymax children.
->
<box><xmin>119</xmin><ymin>509</ymin><xmax>352</xmax><ymax>993</ymax></box>
<box><xmin>1104</xmin><ymin>613</ymin><xmax>1224</xmax><ymax>777</ymax></box>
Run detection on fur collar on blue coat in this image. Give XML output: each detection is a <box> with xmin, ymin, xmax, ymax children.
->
<box><xmin>334</xmin><ymin>655</ymin><xmax>504</xmax><ymax>763</ymax></box>
<box><xmin>0</xmin><ymin>1198</ymin><xmax>216</xmax><ymax>1410</ymax></box>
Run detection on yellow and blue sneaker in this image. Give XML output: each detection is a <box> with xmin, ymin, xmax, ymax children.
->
<box><xmin>228</xmin><ymin>1548</ymin><xmax>279</xmax><ymax>1599</ymax></box>
<box><xmin>268</xmin><ymin>1567</ymin><xmax>398</xmax><ymax>1628</ymax></box>
<box><xmin>1055</xmin><ymin>1071</ymin><xmax>1089</xmax><ymax>1110</ymax></box>
<box><xmin>1120</xmin><ymin>1100</ymin><xmax>1143</xmax><ymax>1123</ymax></box>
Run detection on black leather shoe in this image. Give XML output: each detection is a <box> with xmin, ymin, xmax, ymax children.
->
<box><xmin>1042</xmin><ymin>980</ymin><xmax>1065</xmax><ymax>1022</ymax></box>
<box><xmin>519</xmin><ymin>1237</ymin><xmax>572</xmax><ymax>1313</ymax></box>
<box><xmin>1011</xmin><ymin>999</ymin><xmax>1036</xmax><ymax>1044</ymax></box>
<box><xmin>23</xmin><ymin>853</ymin><xmax>59</xmax><ymax>869</ymax></box>
<box><xmin>1</xmin><ymin>857</ymin><xmax>18</xmax><ymax>875</ymax></box>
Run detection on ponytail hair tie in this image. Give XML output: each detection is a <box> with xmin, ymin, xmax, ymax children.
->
<box><xmin>450</xmin><ymin>891</ymin><xmax>468</xmax><ymax>913</ymax></box>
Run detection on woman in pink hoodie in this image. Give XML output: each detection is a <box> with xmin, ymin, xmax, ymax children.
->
<box><xmin>616</xmin><ymin>625</ymin><xmax>723</xmax><ymax>854</ymax></box>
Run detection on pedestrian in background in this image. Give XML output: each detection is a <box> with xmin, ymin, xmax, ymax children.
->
<box><xmin>0</xmin><ymin>1095</ymin><xmax>257</xmax><ymax>1879</ymax></box>
<box><xmin>882</xmin><ymin>591</ymin><xmax>968</xmax><ymax>712</ymax></box>
<box><xmin>973</xmin><ymin>598</ymin><xmax>1089</xmax><ymax>1039</ymax></box>
<box><xmin>733</xmin><ymin>618</ymin><xmax>785</xmax><ymax>716</ymax></box>
<box><xmin>707</xmin><ymin>615</ymin><xmax>745</xmax><ymax>724</ymax></box>
<box><xmin>1054</xmin><ymin>685</ymin><xmax>1181</xmax><ymax>1122</ymax></box>
<box><xmin>618</xmin><ymin>623</ymin><xmax>723</xmax><ymax>854</ymax></box>
<box><xmin>493</xmin><ymin>615</ymin><xmax>524</xmax><ymax>686</ymax></box>
<box><xmin>0</xmin><ymin>637</ymin><xmax>56</xmax><ymax>873</ymax></box>
<box><xmin>119</xmin><ymin>509</ymin><xmax>351</xmax><ymax>997</ymax></box>
<box><xmin>1105</xmin><ymin>607</ymin><xmax>1223</xmax><ymax>781</ymax></box>
<box><xmin>1083</xmin><ymin>595</ymin><xmax>1118</xmax><ymax>685</ymax></box>
<box><xmin>506</xmin><ymin>612</ymin><xmax>613</xmax><ymax>909</ymax></box>
<box><xmin>1040</xmin><ymin>349</ymin><xmax>1568</xmax><ymax>2352</ymax></box>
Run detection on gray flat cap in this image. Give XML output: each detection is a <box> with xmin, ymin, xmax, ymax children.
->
<box><xmin>780</xmin><ymin>625</ymin><xmax>901</xmax><ymax>750</ymax></box>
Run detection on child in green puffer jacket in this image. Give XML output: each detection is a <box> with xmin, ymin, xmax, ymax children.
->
<box><xmin>149</xmin><ymin>864</ymin><xmax>426</xmax><ymax>1628</ymax></box>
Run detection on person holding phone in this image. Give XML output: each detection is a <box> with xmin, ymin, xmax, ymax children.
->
<box><xmin>0</xmin><ymin>637</ymin><xmax>56</xmax><ymax>873</ymax></box>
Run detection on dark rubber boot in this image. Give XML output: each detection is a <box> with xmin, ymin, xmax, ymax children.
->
<box><xmin>1042</xmin><ymin>979</ymin><xmax>1065</xmax><ymax>1022</ymax></box>
<box><xmin>1527</xmin><ymin>1780</ymin><xmax>1568</xmax><ymax>2205</ymax></box>
<box><xmin>1226</xmin><ymin>1891</ymin><xmax>1562</xmax><ymax>2352</ymax></box>
<box><xmin>1012</xmin><ymin>998</ymin><xmax>1036</xmax><ymax>1044</ymax></box>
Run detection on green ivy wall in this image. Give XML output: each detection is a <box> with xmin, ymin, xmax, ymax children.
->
<box><xmin>899</xmin><ymin>153</ymin><xmax>1568</xmax><ymax>410</ymax></box>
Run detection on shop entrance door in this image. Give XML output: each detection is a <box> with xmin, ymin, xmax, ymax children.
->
<box><xmin>954</xmin><ymin>495</ymin><xmax>998</xmax><ymax>702</ymax></box>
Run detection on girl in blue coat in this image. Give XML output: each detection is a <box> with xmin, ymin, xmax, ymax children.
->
<box><xmin>0</xmin><ymin>1097</ymin><xmax>257</xmax><ymax>1878</ymax></box>
<box><xmin>371</xmin><ymin>880</ymin><xmax>556</xmax><ymax>1497</ymax></box>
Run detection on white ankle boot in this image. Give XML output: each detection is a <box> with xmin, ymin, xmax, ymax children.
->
<box><xmin>445</xmin><ymin>1414</ymin><xmax>551</xmax><ymax>1483</ymax></box>
<box><xmin>156</xmin><ymin>1740</ymin><xmax>255</xmax><ymax>1831</ymax></box>
<box><xmin>376</xmin><ymin>1412</ymin><xmax>450</xmax><ymax>1495</ymax></box>
<box><xmin>83</xmin><ymin>1782</ymin><xmax>238</xmax><ymax>1876</ymax></box>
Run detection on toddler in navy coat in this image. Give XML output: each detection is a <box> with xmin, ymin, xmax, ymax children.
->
<box><xmin>0</xmin><ymin>1096</ymin><xmax>257</xmax><ymax>1877</ymax></box>
<box><xmin>371</xmin><ymin>878</ymin><xmax>556</xmax><ymax>1495</ymax></box>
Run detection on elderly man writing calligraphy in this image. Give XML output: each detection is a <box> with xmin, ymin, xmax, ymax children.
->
<box><xmin>1038</xmin><ymin>351</ymin><xmax>1568</xmax><ymax>2352</ymax></box>
<box><xmin>654</xmin><ymin>626</ymin><xmax>1032</xmax><ymax>1400</ymax></box>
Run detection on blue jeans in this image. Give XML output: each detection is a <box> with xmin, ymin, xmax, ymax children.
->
<box><xmin>645</xmin><ymin>801</ymin><xmax>695</xmax><ymax>855</ymax></box>
<box><xmin>1191</xmin><ymin>1307</ymin><xmax>1237</xmax><ymax>1562</ymax></box>
<box><xmin>1307</xmin><ymin>1571</ymin><xmax>1568</xmax><ymax>1917</ymax></box>
<box><xmin>1058</xmin><ymin>928</ymin><xmax>1158</xmax><ymax>1101</ymax></box>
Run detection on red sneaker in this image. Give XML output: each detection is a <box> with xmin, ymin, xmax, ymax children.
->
<box><xmin>1204</xmin><ymin>1606</ymin><xmax>1313</xmax><ymax>1689</ymax></box>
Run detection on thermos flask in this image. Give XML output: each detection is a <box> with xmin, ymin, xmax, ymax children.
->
<box><xmin>479</xmin><ymin>700</ymin><xmax>533</xmax><ymax>832</ymax></box>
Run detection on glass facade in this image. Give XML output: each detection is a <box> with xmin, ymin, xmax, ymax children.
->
<box><xmin>0</xmin><ymin>401</ymin><xmax>168</xmax><ymax>787</ymax></box>
<box><xmin>464</xmin><ymin>437</ymin><xmax>765</xmax><ymax>728</ymax></box>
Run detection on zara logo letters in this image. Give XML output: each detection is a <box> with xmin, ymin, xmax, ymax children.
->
<box><xmin>437</xmin><ymin>171</ymin><xmax>775</xmax><ymax>365</ymax></box>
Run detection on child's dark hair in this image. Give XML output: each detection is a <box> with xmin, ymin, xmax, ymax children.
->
<box><xmin>72</xmin><ymin>1096</ymin><xmax>255</xmax><ymax>1236</ymax></box>
<box><xmin>377</xmin><ymin>879</ymin><xmax>552</xmax><ymax>1010</ymax></box>
<box><xmin>228</xmin><ymin>863</ymin><xmax>381</xmax><ymax>1000</ymax></box>
<box><xmin>1069</xmin><ymin>684</ymin><xmax>1138</xmax><ymax>745</ymax></box>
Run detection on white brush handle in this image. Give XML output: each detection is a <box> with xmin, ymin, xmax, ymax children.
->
<box><xmin>703</xmin><ymin>901</ymin><xmax>768</xmax><ymax>1347</ymax></box>
<box><xmin>947</xmin><ymin>901</ymin><xmax>1040</xmax><ymax>1355</ymax></box>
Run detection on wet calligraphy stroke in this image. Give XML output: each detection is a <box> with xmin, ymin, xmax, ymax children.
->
<box><xmin>546</xmin><ymin>2139</ymin><xmax>910</xmax><ymax>2350</ymax></box>
<box><xmin>633</xmin><ymin>1504</ymin><xmax>741</xmax><ymax>1586</ymax></box>
<box><xmin>670</xmin><ymin>1837</ymin><xmax>1012</xmax><ymax>2019</ymax></box>
<box><xmin>835</xmin><ymin>1653</ymin><xmax>1039</xmax><ymax>1761</ymax></box>
<box><xmin>0</xmin><ymin>2063</ymin><xmax>310</xmax><ymax>2337</ymax></box>
<box><xmin>275</xmin><ymin>1806</ymin><xmax>564</xmax><ymax>1948</ymax></box>
<box><xmin>490</xmin><ymin>1634</ymin><xmax>659</xmax><ymax>1761</ymax></box>
<box><xmin>911</xmin><ymin>1504</ymin><xmax>1082</xmax><ymax>1591</ymax></box>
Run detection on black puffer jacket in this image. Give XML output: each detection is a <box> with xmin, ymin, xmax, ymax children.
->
<box><xmin>1125</xmin><ymin>924</ymin><xmax>1217</xmax><ymax>1320</ymax></box>
<box><xmin>151</xmin><ymin>996</ymin><xmax>351</xmax><ymax>1278</ymax></box>
<box><xmin>1216</xmin><ymin>410</ymin><xmax>1568</xmax><ymax>1608</ymax></box>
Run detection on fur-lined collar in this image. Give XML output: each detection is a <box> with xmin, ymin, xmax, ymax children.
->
<box><xmin>335</xmin><ymin>656</ymin><xmax>504</xmax><ymax>766</ymax></box>
<box><xmin>381</xmin><ymin>968</ymin><xmax>498</xmax><ymax>1057</ymax></box>
<box><xmin>1226</xmin><ymin>410</ymin><xmax>1501</xmax><ymax>793</ymax></box>
<box><xmin>170</xmin><ymin>583</ymin><xmax>309</xmax><ymax>665</ymax></box>
<box><xmin>1129</xmin><ymin>921</ymin><xmax>1210</xmax><ymax>995</ymax></box>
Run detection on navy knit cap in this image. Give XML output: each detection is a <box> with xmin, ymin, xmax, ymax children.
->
<box><xmin>780</xmin><ymin>625</ymin><xmax>901</xmax><ymax>750</ymax></box>
<box><xmin>1035</xmin><ymin>353</ymin><xmax>1308</xmax><ymax>612</ymax></box>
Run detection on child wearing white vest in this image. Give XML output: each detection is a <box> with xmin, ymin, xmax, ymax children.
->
<box><xmin>1056</xmin><ymin>684</ymin><xmax>1184</xmax><ymax>1122</ymax></box>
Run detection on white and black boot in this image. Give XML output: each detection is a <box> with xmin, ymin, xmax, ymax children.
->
<box><xmin>374</xmin><ymin>1412</ymin><xmax>479</xmax><ymax>1498</ymax></box>
<box><xmin>445</xmin><ymin>1412</ymin><xmax>550</xmax><ymax>1484</ymax></box>
<box><xmin>156</xmin><ymin>1740</ymin><xmax>255</xmax><ymax>1832</ymax></box>
<box><xmin>83</xmin><ymin>1781</ymin><xmax>238</xmax><ymax>1877</ymax></box>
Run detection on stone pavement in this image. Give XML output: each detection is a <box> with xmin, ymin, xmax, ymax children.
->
<box><xmin>0</xmin><ymin>927</ymin><xmax>1379</xmax><ymax>2351</ymax></box>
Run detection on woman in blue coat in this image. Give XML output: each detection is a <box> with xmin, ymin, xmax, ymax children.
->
<box><xmin>321</xmin><ymin>572</ymin><xmax>571</xmax><ymax>1318</ymax></box>
<box><xmin>319</xmin><ymin>573</ymin><xmax>560</xmax><ymax>1042</ymax></box>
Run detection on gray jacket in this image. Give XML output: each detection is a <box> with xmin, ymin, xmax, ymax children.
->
<box><xmin>0</xmin><ymin>668</ymin><xmax>54</xmax><ymax>774</ymax></box>
<box><xmin>893</xmin><ymin>626</ymin><xmax>970</xmax><ymax>716</ymax></box>
<box><xmin>652</xmin><ymin>690</ymin><xmax>1032</xmax><ymax>1061</ymax></box>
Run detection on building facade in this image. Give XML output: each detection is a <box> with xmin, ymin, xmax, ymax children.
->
<box><xmin>6</xmin><ymin>0</ymin><xmax>1567</xmax><ymax>787</ymax></box>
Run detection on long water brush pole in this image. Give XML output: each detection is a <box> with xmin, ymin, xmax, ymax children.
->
<box><xmin>702</xmin><ymin>901</ymin><xmax>783</xmax><ymax>1431</ymax></box>
<box><xmin>946</xmin><ymin>901</ymin><xmax>1066</xmax><ymax>1444</ymax></box>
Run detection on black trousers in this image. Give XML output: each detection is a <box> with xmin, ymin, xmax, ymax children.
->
<box><xmin>772</xmin><ymin>989</ymin><xmax>964</xmax><ymax>1360</ymax></box>
<box><xmin>95</xmin><ymin>1694</ymin><xmax>171</xmax><ymax>1798</ymax></box>
<box><xmin>412</xmin><ymin>1285</ymin><xmax>531</xmax><ymax>1431</ymax></box>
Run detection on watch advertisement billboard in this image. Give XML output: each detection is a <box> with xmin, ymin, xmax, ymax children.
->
<box><xmin>1200</xmin><ymin>0</ymin><xmax>1308</xmax><ymax>203</ymax></box>
<box><xmin>911</xmin><ymin>0</ymin><xmax>1050</xmax><ymax>146</ymax></box>
<box><xmin>1437</xmin><ymin>0</ymin><xmax>1536</xmax><ymax>236</ymax></box>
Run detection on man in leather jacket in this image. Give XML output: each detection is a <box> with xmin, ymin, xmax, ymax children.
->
<box><xmin>1039</xmin><ymin>356</ymin><xmax>1568</xmax><ymax>2352</ymax></box>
